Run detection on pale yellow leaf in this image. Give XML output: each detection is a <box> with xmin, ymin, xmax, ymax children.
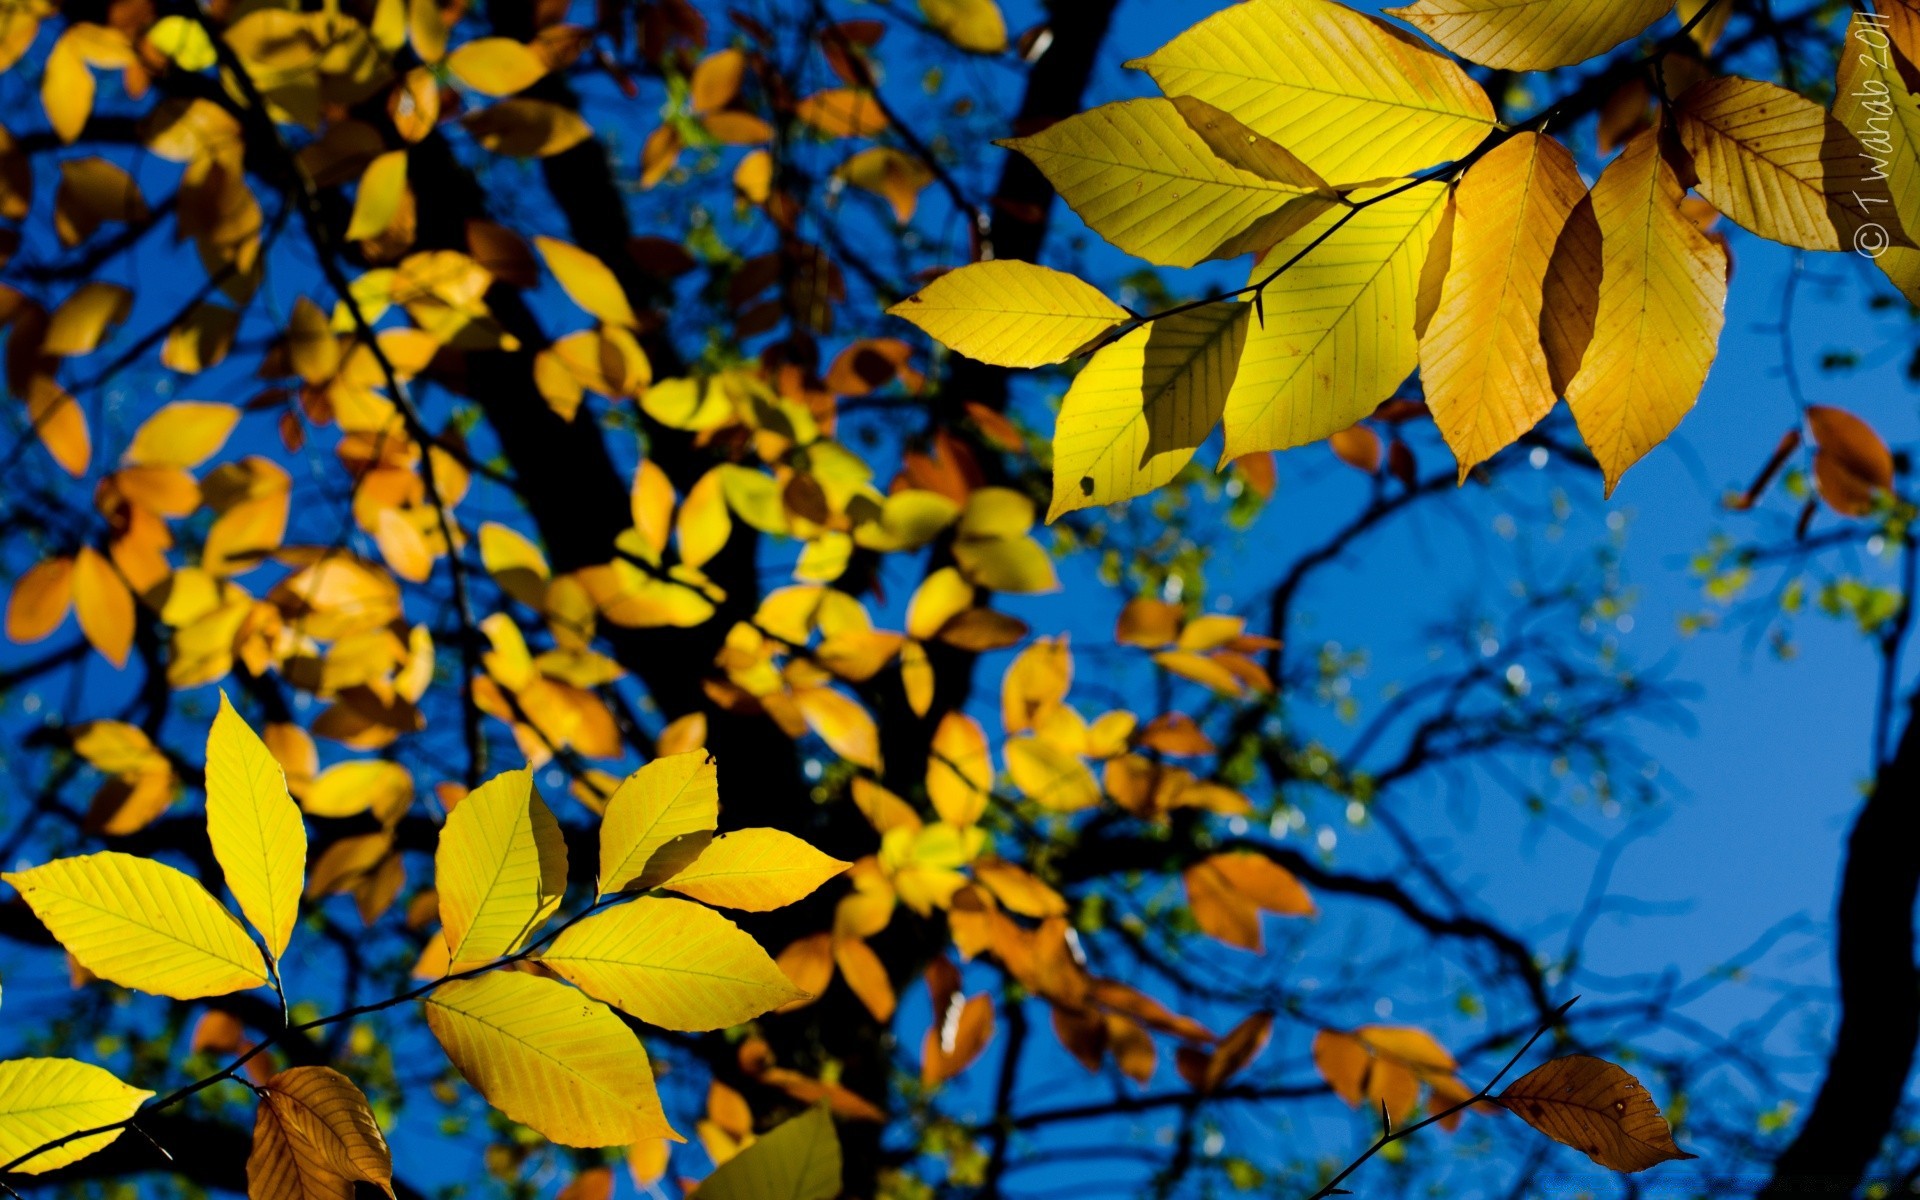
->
<box><xmin>1000</xmin><ymin>99</ymin><xmax>1332</xmax><ymax>268</ymax></box>
<box><xmin>0</xmin><ymin>1058</ymin><xmax>152</xmax><ymax>1175</ymax></box>
<box><xmin>424</xmin><ymin>971</ymin><xmax>678</xmax><ymax>1147</ymax></box>
<box><xmin>207</xmin><ymin>692</ymin><xmax>307</xmax><ymax>960</ymax></box>
<box><xmin>1048</xmin><ymin>302</ymin><xmax>1249</xmax><ymax>520</ymax></box>
<box><xmin>434</xmin><ymin>768</ymin><xmax>568</xmax><ymax>967</ymax></box>
<box><xmin>599</xmin><ymin>751</ymin><xmax>719</xmax><ymax>895</ymax></box>
<box><xmin>1129</xmin><ymin>0</ymin><xmax>1495</xmax><ymax>183</ymax></box>
<box><xmin>4</xmin><ymin>851</ymin><xmax>269</xmax><ymax>999</ymax></box>
<box><xmin>539</xmin><ymin>896</ymin><xmax>806</xmax><ymax>1031</ymax></box>
<box><xmin>886</xmin><ymin>261</ymin><xmax>1128</xmax><ymax>369</ymax></box>
<box><xmin>1219</xmin><ymin>181</ymin><xmax>1451</xmax><ymax>461</ymax></box>
<box><xmin>662</xmin><ymin>828</ymin><xmax>849</xmax><ymax>912</ymax></box>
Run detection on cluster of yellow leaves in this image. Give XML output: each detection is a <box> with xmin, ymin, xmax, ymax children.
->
<box><xmin>890</xmin><ymin>0</ymin><xmax>1911</xmax><ymax>510</ymax></box>
<box><xmin>0</xmin><ymin>692</ymin><xmax>851</xmax><ymax>1174</ymax></box>
<box><xmin>405</xmin><ymin>751</ymin><xmax>846</xmax><ymax>1148</ymax></box>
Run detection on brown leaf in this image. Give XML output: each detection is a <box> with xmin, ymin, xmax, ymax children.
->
<box><xmin>1807</xmin><ymin>405</ymin><xmax>1894</xmax><ymax>516</ymax></box>
<box><xmin>1498</xmin><ymin>1055</ymin><xmax>1694</xmax><ymax>1173</ymax></box>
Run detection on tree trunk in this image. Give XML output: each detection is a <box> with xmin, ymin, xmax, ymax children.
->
<box><xmin>1760</xmin><ymin>693</ymin><xmax>1920</xmax><ymax>1197</ymax></box>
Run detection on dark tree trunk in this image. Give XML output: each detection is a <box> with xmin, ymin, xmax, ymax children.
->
<box><xmin>1761</xmin><ymin>693</ymin><xmax>1920</xmax><ymax>1197</ymax></box>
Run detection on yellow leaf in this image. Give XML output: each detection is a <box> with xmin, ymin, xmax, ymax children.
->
<box><xmin>146</xmin><ymin>15</ymin><xmax>217</xmax><ymax>71</ymax></box>
<box><xmin>446</xmin><ymin>37</ymin><xmax>547</xmax><ymax>96</ymax></box>
<box><xmin>1001</xmin><ymin>99</ymin><xmax>1332</xmax><ymax>268</ymax></box>
<box><xmin>1421</xmin><ymin>134</ymin><xmax>1586</xmax><ymax>476</ymax></box>
<box><xmin>1218</xmin><ymin>182</ymin><xmax>1451</xmax><ymax>461</ymax></box>
<box><xmin>919</xmin><ymin>0</ymin><xmax>1006</xmax><ymax>53</ymax></box>
<box><xmin>927</xmin><ymin>713</ymin><xmax>993</xmax><ymax>826</ymax></box>
<box><xmin>125</xmin><ymin>401</ymin><xmax>240</xmax><ymax>468</ymax></box>
<box><xmin>662</xmin><ymin>828</ymin><xmax>849</xmax><ymax>912</ymax></box>
<box><xmin>424</xmin><ymin>971</ymin><xmax>678</xmax><ymax>1147</ymax></box>
<box><xmin>0</xmin><ymin>1058</ymin><xmax>152</xmax><ymax>1175</ymax></box>
<box><xmin>1005</xmin><ymin>737</ymin><xmax>1100</xmax><ymax>812</ymax></box>
<box><xmin>951</xmin><ymin>536</ymin><xmax>1059</xmax><ymax>595</ymax></box>
<box><xmin>886</xmin><ymin>261</ymin><xmax>1128</xmax><ymax>369</ymax></box>
<box><xmin>1129</xmin><ymin>0</ymin><xmax>1495</xmax><ymax>184</ymax></box>
<box><xmin>463</xmin><ymin>99</ymin><xmax>592</xmax><ymax>157</ymax></box>
<box><xmin>374</xmin><ymin>508</ymin><xmax>433</xmax><ymax>584</ymax></box>
<box><xmin>42</xmin><ymin>34</ymin><xmax>94</xmax><ymax>145</ymax></box>
<box><xmin>1564</xmin><ymin>130</ymin><xmax>1728</xmax><ymax>494</ymax></box>
<box><xmin>7</xmin><ymin>558</ymin><xmax>74</xmax><ymax>644</ymax></box>
<box><xmin>792</xmin><ymin>687</ymin><xmax>882</xmax><ymax>769</ymax></box>
<box><xmin>693</xmin><ymin>1105</ymin><xmax>841</xmax><ymax>1200</ymax></box>
<box><xmin>539</xmin><ymin>896</ymin><xmax>806</xmax><ymax>1030</ymax></box>
<box><xmin>302</xmin><ymin>761</ymin><xmax>413</xmax><ymax>824</ymax></box>
<box><xmin>536</xmin><ymin>236</ymin><xmax>638</xmax><ymax>328</ymax></box>
<box><xmin>345</xmin><ymin>150</ymin><xmax>410</xmax><ymax>243</ymax></box>
<box><xmin>253</xmin><ymin>1066</ymin><xmax>394</xmax><ymax>1198</ymax></box>
<box><xmin>1677</xmin><ymin>75</ymin><xmax>1908</xmax><ymax>252</ymax></box>
<box><xmin>1048</xmin><ymin>302</ymin><xmax>1250</xmax><ymax>520</ymax></box>
<box><xmin>71</xmin><ymin>546</ymin><xmax>132</xmax><ymax>667</ymax></box>
<box><xmin>1834</xmin><ymin>13</ymin><xmax>1920</xmax><ymax>303</ymax></box>
<box><xmin>836</xmin><ymin>147</ymin><xmax>933</xmax><ymax>222</ymax></box>
<box><xmin>408</xmin><ymin>0</ymin><xmax>447</xmax><ymax>61</ymax></box>
<box><xmin>851</xmin><ymin>778</ymin><xmax>921</xmax><ymax>835</ymax></box>
<box><xmin>1498</xmin><ymin>1055</ymin><xmax>1695</xmax><ymax>1172</ymax></box>
<box><xmin>599</xmin><ymin>752</ymin><xmax>719</xmax><ymax>895</ymax></box>
<box><xmin>1183</xmin><ymin>851</ymin><xmax>1313</xmax><ymax>951</ymax></box>
<box><xmin>479</xmin><ymin>522</ymin><xmax>550</xmax><ymax>609</ymax></box>
<box><xmin>1385</xmin><ymin>0</ymin><xmax>1674</xmax><ymax>71</ymax></box>
<box><xmin>42</xmin><ymin>282</ymin><xmax>131</xmax><ymax>356</ymax></box>
<box><xmin>834</xmin><ymin>936</ymin><xmax>896</xmax><ymax>1019</ymax></box>
<box><xmin>3</xmin><ymin>851</ymin><xmax>269</xmax><ymax>998</ymax></box>
<box><xmin>434</xmin><ymin>768</ymin><xmax>568</xmax><ymax>968</ymax></box>
<box><xmin>796</xmin><ymin>89</ymin><xmax>888</xmax><ymax>138</ymax></box>
<box><xmin>26</xmin><ymin>377</ymin><xmax>90</xmax><ymax>477</ymax></box>
<box><xmin>207</xmin><ymin>693</ymin><xmax>307</xmax><ymax>961</ymax></box>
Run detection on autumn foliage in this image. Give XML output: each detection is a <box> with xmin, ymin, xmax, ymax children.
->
<box><xmin>0</xmin><ymin>0</ymin><xmax>1907</xmax><ymax>1196</ymax></box>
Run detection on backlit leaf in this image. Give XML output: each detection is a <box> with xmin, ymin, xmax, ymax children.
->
<box><xmin>887</xmin><ymin>261</ymin><xmax>1128</xmax><ymax>368</ymax></box>
<box><xmin>1421</xmin><ymin>133</ymin><xmax>1586</xmax><ymax>477</ymax></box>
<box><xmin>1564</xmin><ymin>130</ymin><xmax>1728</xmax><ymax>494</ymax></box>
<box><xmin>693</xmin><ymin>1105</ymin><xmax>841</xmax><ymax>1200</ymax></box>
<box><xmin>539</xmin><ymin>897</ymin><xmax>806</xmax><ymax>1031</ymax></box>
<box><xmin>1000</xmin><ymin>99</ymin><xmax>1332</xmax><ymax>268</ymax></box>
<box><xmin>1676</xmin><ymin>76</ymin><xmax>1908</xmax><ymax>252</ymax></box>
<box><xmin>207</xmin><ymin>693</ymin><xmax>307</xmax><ymax>960</ymax></box>
<box><xmin>1220</xmin><ymin>181</ymin><xmax>1451</xmax><ymax>461</ymax></box>
<box><xmin>434</xmin><ymin>768</ymin><xmax>568</xmax><ymax>967</ymax></box>
<box><xmin>424</xmin><ymin>971</ymin><xmax>678</xmax><ymax>1147</ymax></box>
<box><xmin>1834</xmin><ymin>12</ymin><xmax>1920</xmax><ymax>303</ymax></box>
<box><xmin>0</xmin><ymin>1058</ymin><xmax>152</xmax><ymax>1175</ymax></box>
<box><xmin>1385</xmin><ymin>0</ymin><xmax>1674</xmax><ymax>70</ymax></box>
<box><xmin>1049</xmin><ymin>303</ymin><xmax>1250</xmax><ymax>520</ymax></box>
<box><xmin>1130</xmin><ymin>0</ymin><xmax>1496</xmax><ymax>183</ymax></box>
<box><xmin>599</xmin><ymin>752</ymin><xmax>719</xmax><ymax>894</ymax></box>
<box><xmin>662</xmin><ymin>828</ymin><xmax>849</xmax><ymax>911</ymax></box>
<box><xmin>4</xmin><ymin>851</ymin><xmax>269</xmax><ymax>998</ymax></box>
<box><xmin>1498</xmin><ymin>1055</ymin><xmax>1694</xmax><ymax>1172</ymax></box>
